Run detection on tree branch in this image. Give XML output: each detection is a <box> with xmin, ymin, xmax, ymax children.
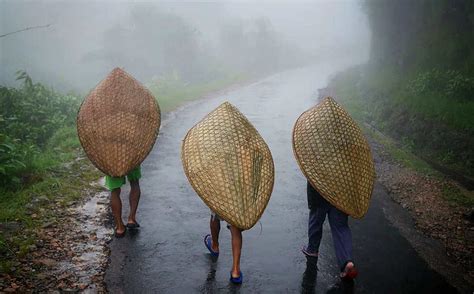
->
<box><xmin>0</xmin><ymin>24</ymin><xmax>52</xmax><ymax>38</ymax></box>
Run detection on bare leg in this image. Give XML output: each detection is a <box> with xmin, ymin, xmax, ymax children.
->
<box><xmin>111</xmin><ymin>188</ymin><xmax>125</xmax><ymax>234</ymax></box>
<box><xmin>210</xmin><ymin>216</ymin><xmax>220</xmax><ymax>252</ymax></box>
<box><xmin>128</xmin><ymin>180</ymin><xmax>141</xmax><ymax>224</ymax></box>
<box><xmin>230</xmin><ymin>226</ymin><xmax>242</xmax><ymax>277</ymax></box>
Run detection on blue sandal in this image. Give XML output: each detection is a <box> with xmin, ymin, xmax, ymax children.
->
<box><xmin>230</xmin><ymin>271</ymin><xmax>243</xmax><ymax>284</ymax></box>
<box><xmin>204</xmin><ymin>234</ymin><xmax>219</xmax><ymax>257</ymax></box>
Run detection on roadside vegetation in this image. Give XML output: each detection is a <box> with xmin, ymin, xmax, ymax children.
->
<box><xmin>328</xmin><ymin>0</ymin><xmax>474</xmax><ymax>190</ymax></box>
<box><xmin>330</xmin><ymin>65</ymin><xmax>474</xmax><ymax>180</ymax></box>
<box><xmin>330</xmin><ymin>70</ymin><xmax>474</xmax><ymax>210</ymax></box>
<box><xmin>0</xmin><ymin>72</ymin><xmax>99</xmax><ymax>273</ymax></box>
<box><xmin>0</xmin><ymin>72</ymin><xmax>80</xmax><ymax>189</ymax></box>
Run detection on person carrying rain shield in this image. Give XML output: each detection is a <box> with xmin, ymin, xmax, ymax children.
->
<box><xmin>292</xmin><ymin>97</ymin><xmax>375</xmax><ymax>280</ymax></box>
<box><xmin>181</xmin><ymin>102</ymin><xmax>274</xmax><ymax>284</ymax></box>
<box><xmin>77</xmin><ymin>67</ymin><xmax>161</xmax><ymax>238</ymax></box>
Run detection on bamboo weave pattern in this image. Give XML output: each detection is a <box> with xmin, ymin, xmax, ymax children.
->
<box><xmin>292</xmin><ymin>97</ymin><xmax>375</xmax><ymax>218</ymax></box>
<box><xmin>182</xmin><ymin>102</ymin><xmax>274</xmax><ymax>230</ymax></box>
<box><xmin>77</xmin><ymin>68</ymin><xmax>161</xmax><ymax>177</ymax></box>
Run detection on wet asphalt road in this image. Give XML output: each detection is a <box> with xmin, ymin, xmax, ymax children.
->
<box><xmin>105</xmin><ymin>65</ymin><xmax>457</xmax><ymax>293</ymax></box>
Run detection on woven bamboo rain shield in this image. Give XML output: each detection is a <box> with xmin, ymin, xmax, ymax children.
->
<box><xmin>77</xmin><ymin>68</ymin><xmax>161</xmax><ymax>177</ymax></box>
<box><xmin>292</xmin><ymin>97</ymin><xmax>375</xmax><ymax>218</ymax></box>
<box><xmin>181</xmin><ymin>102</ymin><xmax>274</xmax><ymax>230</ymax></box>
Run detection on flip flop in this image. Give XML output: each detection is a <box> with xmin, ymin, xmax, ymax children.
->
<box><xmin>204</xmin><ymin>234</ymin><xmax>219</xmax><ymax>257</ymax></box>
<box><xmin>126</xmin><ymin>222</ymin><xmax>140</xmax><ymax>229</ymax></box>
<box><xmin>230</xmin><ymin>271</ymin><xmax>243</xmax><ymax>284</ymax></box>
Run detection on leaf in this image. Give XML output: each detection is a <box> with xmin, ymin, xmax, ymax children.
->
<box><xmin>11</xmin><ymin>160</ymin><xmax>26</xmax><ymax>168</ymax></box>
<box><xmin>0</xmin><ymin>143</ymin><xmax>14</xmax><ymax>151</ymax></box>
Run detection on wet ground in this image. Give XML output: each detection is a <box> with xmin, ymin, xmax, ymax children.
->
<box><xmin>105</xmin><ymin>65</ymin><xmax>458</xmax><ymax>293</ymax></box>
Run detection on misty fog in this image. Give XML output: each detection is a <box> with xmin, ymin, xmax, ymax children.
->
<box><xmin>3</xmin><ymin>1</ymin><xmax>474</xmax><ymax>292</ymax></box>
<box><xmin>0</xmin><ymin>0</ymin><xmax>370</xmax><ymax>93</ymax></box>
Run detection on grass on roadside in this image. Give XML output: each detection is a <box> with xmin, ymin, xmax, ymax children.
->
<box><xmin>363</xmin><ymin>126</ymin><xmax>436</xmax><ymax>176</ymax></box>
<box><xmin>331</xmin><ymin>76</ymin><xmax>436</xmax><ymax>176</ymax></box>
<box><xmin>441</xmin><ymin>183</ymin><xmax>474</xmax><ymax>207</ymax></box>
<box><xmin>0</xmin><ymin>126</ymin><xmax>102</xmax><ymax>274</ymax></box>
<box><xmin>0</xmin><ymin>155</ymin><xmax>101</xmax><ymax>223</ymax></box>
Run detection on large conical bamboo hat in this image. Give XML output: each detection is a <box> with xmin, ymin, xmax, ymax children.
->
<box><xmin>77</xmin><ymin>68</ymin><xmax>161</xmax><ymax>177</ymax></box>
<box><xmin>292</xmin><ymin>97</ymin><xmax>375</xmax><ymax>218</ymax></box>
<box><xmin>181</xmin><ymin>102</ymin><xmax>274</xmax><ymax>230</ymax></box>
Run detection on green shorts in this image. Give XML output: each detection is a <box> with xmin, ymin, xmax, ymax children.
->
<box><xmin>105</xmin><ymin>166</ymin><xmax>141</xmax><ymax>191</ymax></box>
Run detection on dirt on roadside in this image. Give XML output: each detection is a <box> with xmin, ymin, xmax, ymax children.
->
<box><xmin>0</xmin><ymin>182</ymin><xmax>111</xmax><ymax>293</ymax></box>
<box><xmin>372</xmin><ymin>137</ymin><xmax>474</xmax><ymax>284</ymax></box>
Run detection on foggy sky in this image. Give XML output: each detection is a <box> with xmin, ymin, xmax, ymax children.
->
<box><xmin>0</xmin><ymin>0</ymin><xmax>370</xmax><ymax>93</ymax></box>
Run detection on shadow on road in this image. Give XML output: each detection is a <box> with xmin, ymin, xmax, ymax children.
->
<box><xmin>302</xmin><ymin>256</ymin><xmax>355</xmax><ymax>294</ymax></box>
<box><xmin>301</xmin><ymin>257</ymin><xmax>318</xmax><ymax>293</ymax></box>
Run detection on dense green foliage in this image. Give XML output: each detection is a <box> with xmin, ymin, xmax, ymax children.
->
<box><xmin>331</xmin><ymin>0</ymin><xmax>474</xmax><ymax>177</ymax></box>
<box><xmin>0</xmin><ymin>72</ymin><xmax>81</xmax><ymax>188</ymax></box>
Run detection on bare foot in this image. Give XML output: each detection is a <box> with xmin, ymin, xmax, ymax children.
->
<box><xmin>115</xmin><ymin>225</ymin><xmax>126</xmax><ymax>237</ymax></box>
<box><xmin>231</xmin><ymin>269</ymin><xmax>241</xmax><ymax>278</ymax></box>
<box><xmin>340</xmin><ymin>262</ymin><xmax>358</xmax><ymax>279</ymax></box>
